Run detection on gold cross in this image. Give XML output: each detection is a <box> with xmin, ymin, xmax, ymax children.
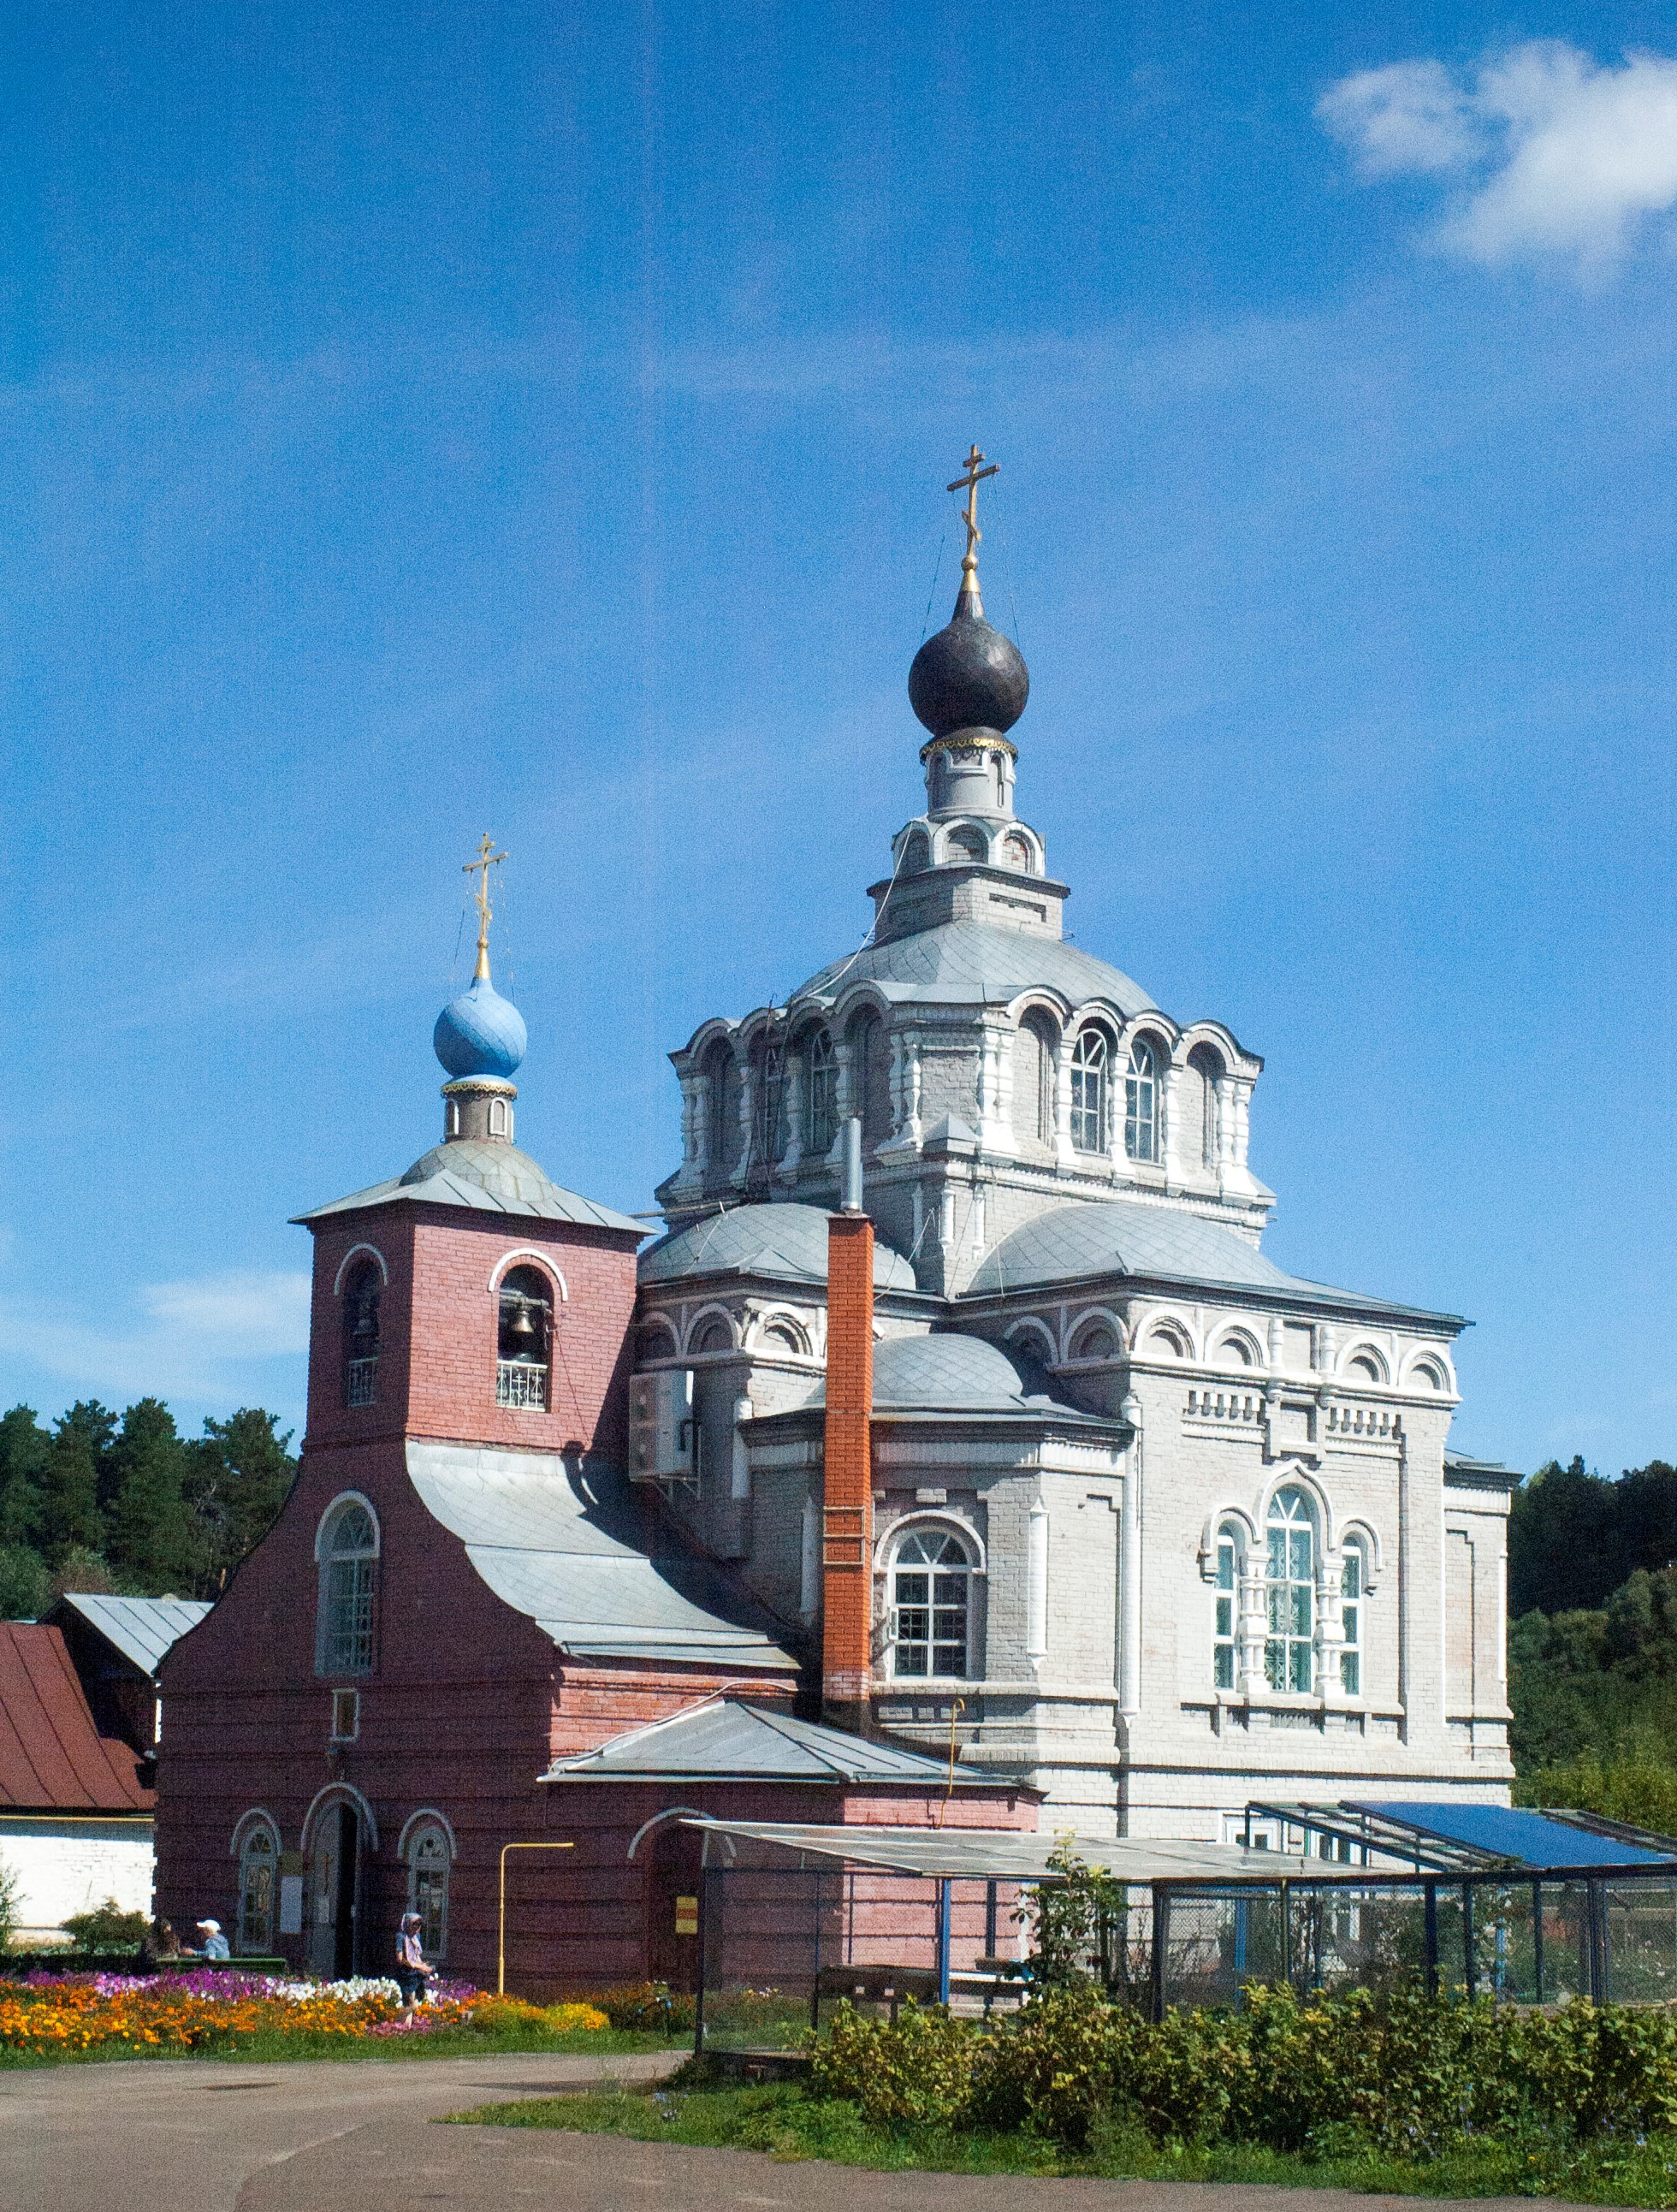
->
<box><xmin>463</xmin><ymin>833</ymin><xmax>507</xmax><ymax>981</ymax></box>
<box><xmin>946</xmin><ymin>442</ymin><xmax>998</xmax><ymax>594</ymax></box>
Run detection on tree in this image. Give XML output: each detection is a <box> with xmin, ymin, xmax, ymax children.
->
<box><xmin>36</xmin><ymin>1403</ymin><xmax>116</xmax><ymax>1567</ymax></box>
<box><xmin>184</xmin><ymin>1408</ymin><xmax>297</xmax><ymax>1592</ymax></box>
<box><xmin>0</xmin><ymin>1405</ymin><xmax>49</xmax><ymax>1549</ymax></box>
<box><xmin>103</xmin><ymin>1398</ymin><xmax>195</xmax><ymax>1591</ymax></box>
<box><xmin>0</xmin><ymin>1542</ymin><xmax>50</xmax><ymax>1620</ymax></box>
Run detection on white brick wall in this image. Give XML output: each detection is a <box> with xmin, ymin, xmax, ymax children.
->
<box><xmin>1</xmin><ymin>1818</ymin><xmax>154</xmax><ymax>1941</ymax></box>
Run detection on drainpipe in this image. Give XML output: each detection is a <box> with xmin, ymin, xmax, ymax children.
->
<box><xmin>823</xmin><ymin>1118</ymin><xmax>874</xmax><ymax>1734</ymax></box>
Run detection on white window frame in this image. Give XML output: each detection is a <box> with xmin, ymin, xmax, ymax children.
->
<box><xmin>1124</xmin><ymin>1038</ymin><xmax>1159</xmax><ymax>1162</ymax></box>
<box><xmin>1340</xmin><ymin>1539</ymin><xmax>1366</xmax><ymax>1698</ymax></box>
<box><xmin>1213</xmin><ymin>1527</ymin><xmax>1241</xmax><ymax>1690</ymax></box>
<box><xmin>887</xmin><ymin>1524</ymin><xmax>976</xmax><ymax>1681</ymax></box>
<box><xmin>1070</xmin><ymin>1029</ymin><xmax>1109</xmax><ymax>1154</ymax></box>
<box><xmin>1265</xmin><ymin>1485</ymin><xmax>1317</xmax><ymax>1693</ymax></box>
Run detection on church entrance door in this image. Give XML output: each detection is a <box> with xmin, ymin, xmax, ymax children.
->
<box><xmin>306</xmin><ymin>1802</ymin><xmax>362</xmax><ymax>1979</ymax></box>
<box><xmin>645</xmin><ymin>1823</ymin><xmax>702</xmax><ymax>1994</ymax></box>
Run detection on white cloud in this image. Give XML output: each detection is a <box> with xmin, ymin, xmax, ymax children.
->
<box><xmin>0</xmin><ymin>1267</ymin><xmax>310</xmax><ymax>1409</ymax></box>
<box><xmin>1318</xmin><ymin>41</ymin><xmax>1677</xmax><ymax>268</ymax></box>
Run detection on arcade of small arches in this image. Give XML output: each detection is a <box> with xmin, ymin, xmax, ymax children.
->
<box><xmin>676</xmin><ymin>1000</ymin><xmax>1257</xmax><ymax>1192</ymax></box>
<box><xmin>1004</xmin><ymin>1308</ymin><xmax>1456</xmax><ymax>1394</ymax></box>
<box><xmin>892</xmin><ymin>815</ymin><xmax>1043</xmax><ymax>876</ymax></box>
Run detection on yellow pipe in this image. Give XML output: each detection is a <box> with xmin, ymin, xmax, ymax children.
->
<box><xmin>497</xmin><ymin>1841</ymin><xmax>574</xmax><ymax>1996</ymax></box>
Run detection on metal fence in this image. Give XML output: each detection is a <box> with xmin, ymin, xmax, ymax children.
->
<box><xmin>691</xmin><ymin>1860</ymin><xmax>1677</xmax><ymax>2053</ymax></box>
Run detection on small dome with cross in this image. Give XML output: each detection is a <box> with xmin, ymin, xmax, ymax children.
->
<box><xmin>434</xmin><ymin>975</ymin><xmax>526</xmax><ymax>1081</ymax></box>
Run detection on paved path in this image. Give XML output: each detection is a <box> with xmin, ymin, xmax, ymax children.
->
<box><xmin>1</xmin><ymin>2052</ymin><xmax>1602</xmax><ymax>2212</ymax></box>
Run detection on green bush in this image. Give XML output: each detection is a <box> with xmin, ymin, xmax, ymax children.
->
<box><xmin>809</xmin><ymin>1999</ymin><xmax>979</xmax><ymax>2126</ymax></box>
<box><xmin>59</xmin><ymin>1899</ymin><xmax>150</xmax><ymax>1951</ymax></box>
<box><xmin>593</xmin><ymin>1981</ymin><xmax>695</xmax><ymax>2034</ymax></box>
<box><xmin>806</xmin><ymin>1984</ymin><xmax>1677</xmax><ymax>2160</ymax></box>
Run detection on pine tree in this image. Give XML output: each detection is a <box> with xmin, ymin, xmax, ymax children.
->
<box><xmin>0</xmin><ymin>1405</ymin><xmax>50</xmax><ymax>1549</ymax></box>
<box><xmin>104</xmin><ymin>1397</ymin><xmax>194</xmax><ymax>1592</ymax></box>
<box><xmin>36</xmin><ymin>1403</ymin><xmax>116</xmax><ymax>1567</ymax></box>
<box><xmin>185</xmin><ymin>1408</ymin><xmax>297</xmax><ymax>1592</ymax></box>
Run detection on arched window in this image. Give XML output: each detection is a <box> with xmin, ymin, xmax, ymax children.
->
<box><xmin>1214</xmin><ymin>1333</ymin><xmax>1256</xmax><ymax>1370</ymax></box>
<box><xmin>804</xmin><ymin>1030</ymin><xmax>837</xmax><ymax>1157</ymax></box>
<box><xmin>496</xmin><ymin>1264</ymin><xmax>552</xmax><ymax>1410</ymax></box>
<box><xmin>1188</xmin><ymin>1043</ymin><xmax>1224</xmax><ymax>1170</ymax></box>
<box><xmin>341</xmin><ymin>1260</ymin><xmax>381</xmax><ymax>1408</ymax></box>
<box><xmin>945</xmin><ymin>824</ymin><xmax>987</xmax><ymax>864</ymax></box>
<box><xmin>488</xmin><ymin>1095</ymin><xmax>510</xmax><ymax>1138</ymax></box>
<box><xmin>637</xmin><ymin>1318</ymin><xmax>679</xmax><ymax>1363</ymax></box>
<box><xmin>889</xmin><ymin>1527</ymin><xmax>974</xmax><ymax>1679</ymax></box>
<box><xmin>689</xmin><ymin>1314</ymin><xmax>734</xmax><ymax>1356</ymax></box>
<box><xmin>1347</xmin><ymin>1350</ymin><xmax>1384</xmax><ymax>1383</ymax></box>
<box><xmin>1013</xmin><ymin>1012</ymin><xmax>1058</xmax><ymax>1148</ymax></box>
<box><xmin>1069</xmin><ymin>1318</ymin><xmax>1119</xmax><ymax>1361</ymax></box>
<box><xmin>1001</xmin><ymin>831</ymin><xmax>1034</xmax><ymax>874</ymax></box>
<box><xmin>1213</xmin><ymin>1527</ymin><xmax>1241</xmax><ymax>1690</ymax></box>
<box><xmin>1124</xmin><ymin>1039</ymin><xmax>1159</xmax><ymax>1162</ymax></box>
<box><xmin>236</xmin><ymin>1821</ymin><xmax>277</xmax><ymax>1953</ymax></box>
<box><xmin>1070</xmin><ymin>1029</ymin><xmax>1109</xmax><ymax>1153</ymax></box>
<box><xmin>759</xmin><ymin>1320</ymin><xmax>807</xmax><ymax>1356</ymax></box>
<box><xmin>317</xmin><ymin>1498</ymin><xmax>378</xmax><ymax>1677</ymax></box>
<box><xmin>705</xmin><ymin>1041</ymin><xmax>736</xmax><ymax>1175</ymax></box>
<box><xmin>1340</xmin><ymin>1539</ymin><xmax>1366</xmax><ymax>1697</ymax></box>
<box><xmin>849</xmin><ymin>1011</ymin><xmax>891</xmax><ymax>1145</ymax></box>
<box><xmin>1146</xmin><ymin>1322</ymin><xmax>1191</xmax><ymax>1359</ymax></box>
<box><xmin>1265</xmin><ymin>1486</ymin><xmax>1316</xmax><ymax>1693</ymax></box>
<box><xmin>406</xmin><ymin>1822</ymin><xmax>451</xmax><ymax>1959</ymax></box>
<box><xmin>900</xmin><ymin>829</ymin><xmax>931</xmax><ymax>875</ymax></box>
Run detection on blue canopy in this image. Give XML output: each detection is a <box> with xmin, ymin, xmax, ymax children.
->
<box><xmin>1351</xmin><ymin>1802</ymin><xmax>1673</xmax><ymax>1868</ymax></box>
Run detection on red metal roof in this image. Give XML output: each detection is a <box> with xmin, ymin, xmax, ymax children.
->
<box><xmin>0</xmin><ymin>1623</ymin><xmax>154</xmax><ymax>1812</ymax></box>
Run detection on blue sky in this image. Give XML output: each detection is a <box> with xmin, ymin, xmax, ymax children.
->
<box><xmin>3</xmin><ymin>3</ymin><xmax>1674</xmax><ymax>1477</ymax></box>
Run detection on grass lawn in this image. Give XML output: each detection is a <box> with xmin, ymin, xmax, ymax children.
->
<box><xmin>447</xmin><ymin>2077</ymin><xmax>1677</xmax><ymax>2206</ymax></box>
<box><xmin>0</xmin><ymin>2026</ymin><xmax>678</xmax><ymax>2068</ymax></box>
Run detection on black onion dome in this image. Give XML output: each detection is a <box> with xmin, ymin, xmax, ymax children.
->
<box><xmin>908</xmin><ymin>584</ymin><xmax>1030</xmax><ymax>740</ymax></box>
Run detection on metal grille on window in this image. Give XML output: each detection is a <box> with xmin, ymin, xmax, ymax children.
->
<box><xmin>237</xmin><ymin>1826</ymin><xmax>276</xmax><ymax>1953</ymax></box>
<box><xmin>320</xmin><ymin>1503</ymin><xmax>376</xmax><ymax>1675</ymax></box>
<box><xmin>890</xmin><ymin>1528</ymin><xmax>971</xmax><ymax>1679</ymax></box>
<box><xmin>1124</xmin><ymin>1039</ymin><xmax>1158</xmax><ymax>1161</ymax></box>
<box><xmin>341</xmin><ymin>1261</ymin><xmax>381</xmax><ymax>1408</ymax></box>
<box><xmin>1070</xmin><ymin>1029</ymin><xmax>1107</xmax><ymax>1153</ymax></box>
<box><xmin>496</xmin><ymin>1264</ymin><xmax>552</xmax><ymax>1409</ymax></box>
<box><xmin>1214</xmin><ymin>1533</ymin><xmax>1238</xmax><ymax>1689</ymax></box>
<box><xmin>1265</xmin><ymin>1486</ymin><xmax>1315</xmax><ymax>1693</ymax></box>
<box><xmin>1341</xmin><ymin>1546</ymin><xmax>1363</xmax><ymax>1696</ymax></box>
<box><xmin>407</xmin><ymin>1825</ymin><xmax>450</xmax><ymax>1959</ymax></box>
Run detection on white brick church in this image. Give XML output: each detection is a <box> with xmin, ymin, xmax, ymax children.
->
<box><xmin>628</xmin><ymin>456</ymin><xmax>1514</xmax><ymax>1841</ymax></box>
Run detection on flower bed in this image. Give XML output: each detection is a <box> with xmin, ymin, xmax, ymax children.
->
<box><xmin>0</xmin><ymin>1968</ymin><xmax>608</xmax><ymax>2058</ymax></box>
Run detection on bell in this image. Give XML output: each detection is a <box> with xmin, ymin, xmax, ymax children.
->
<box><xmin>508</xmin><ymin>1300</ymin><xmax>536</xmax><ymax>1338</ymax></box>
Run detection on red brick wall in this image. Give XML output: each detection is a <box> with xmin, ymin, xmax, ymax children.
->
<box><xmin>304</xmin><ymin>1206</ymin><xmax>640</xmax><ymax>1458</ymax></box>
<box><xmin>822</xmin><ymin>1213</ymin><xmax>874</xmax><ymax>1719</ymax></box>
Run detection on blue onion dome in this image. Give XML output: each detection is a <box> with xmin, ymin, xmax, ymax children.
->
<box><xmin>908</xmin><ymin>582</ymin><xmax>1029</xmax><ymax>741</ymax></box>
<box><xmin>433</xmin><ymin>974</ymin><xmax>527</xmax><ymax>1082</ymax></box>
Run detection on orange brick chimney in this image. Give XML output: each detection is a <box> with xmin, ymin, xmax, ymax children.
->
<box><xmin>822</xmin><ymin>1119</ymin><xmax>873</xmax><ymax>1732</ymax></box>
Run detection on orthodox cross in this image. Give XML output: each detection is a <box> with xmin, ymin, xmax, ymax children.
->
<box><xmin>946</xmin><ymin>443</ymin><xmax>998</xmax><ymax>591</ymax></box>
<box><xmin>463</xmin><ymin>833</ymin><xmax>507</xmax><ymax>981</ymax></box>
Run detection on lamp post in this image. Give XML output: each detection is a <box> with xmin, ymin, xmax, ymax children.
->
<box><xmin>497</xmin><ymin>1841</ymin><xmax>575</xmax><ymax>1996</ymax></box>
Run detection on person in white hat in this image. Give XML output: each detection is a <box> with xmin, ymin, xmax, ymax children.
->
<box><xmin>194</xmin><ymin>1918</ymin><xmax>231</xmax><ymax>1961</ymax></box>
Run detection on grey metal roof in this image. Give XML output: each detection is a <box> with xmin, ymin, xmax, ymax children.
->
<box><xmin>640</xmin><ymin>1202</ymin><xmax>918</xmax><ymax>1292</ymax></box>
<box><xmin>679</xmin><ymin>1818</ymin><xmax>1308</xmax><ymax>1882</ymax></box>
<box><xmin>294</xmin><ymin>1139</ymin><xmax>645</xmax><ymax>1235</ymax></box>
<box><xmin>791</xmin><ymin>921</ymin><xmax>1155</xmax><ymax>1017</ymax></box>
<box><xmin>800</xmin><ymin>1332</ymin><xmax>1068</xmax><ymax>1414</ymax></box>
<box><xmin>966</xmin><ymin>1198</ymin><xmax>1458</xmax><ymax>1322</ymax></box>
<box><xmin>544</xmin><ymin>1697</ymin><xmax>989</xmax><ymax>1785</ymax></box>
<box><xmin>406</xmin><ymin>1442</ymin><xmax>798</xmax><ymax>1671</ymax></box>
<box><xmin>50</xmin><ymin>1593</ymin><xmax>211</xmax><ymax>1676</ymax></box>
